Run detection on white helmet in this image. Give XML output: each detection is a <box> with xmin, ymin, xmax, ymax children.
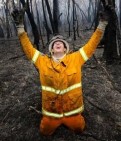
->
<box><xmin>49</xmin><ymin>35</ymin><xmax>69</xmax><ymax>54</ymax></box>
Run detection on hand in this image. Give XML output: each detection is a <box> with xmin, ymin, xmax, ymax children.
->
<box><xmin>99</xmin><ymin>5</ymin><xmax>114</xmax><ymax>21</ymax></box>
<box><xmin>12</xmin><ymin>9</ymin><xmax>25</xmax><ymax>34</ymax></box>
<box><xmin>11</xmin><ymin>9</ymin><xmax>25</xmax><ymax>26</ymax></box>
<box><xmin>99</xmin><ymin>11</ymin><xmax>109</xmax><ymax>21</ymax></box>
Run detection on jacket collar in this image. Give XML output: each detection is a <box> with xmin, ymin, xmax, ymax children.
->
<box><xmin>47</xmin><ymin>55</ymin><xmax>68</xmax><ymax>69</ymax></box>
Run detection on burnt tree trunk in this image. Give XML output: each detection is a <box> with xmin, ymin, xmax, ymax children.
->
<box><xmin>75</xmin><ymin>6</ymin><xmax>79</xmax><ymax>37</ymax></box>
<box><xmin>0</xmin><ymin>25</ymin><xmax>4</xmax><ymax>38</ymax></box>
<box><xmin>45</xmin><ymin>0</ymin><xmax>55</xmax><ymax>34</ymax></box>
<box><xmin>101</xmin><ymin>0</ymin><xmax>120</xmax><ymax>64</ymax></box>
<box><xmin>53</xmin><ymin>0</ymin><xmax>59</xmax><ymax>34</ymax></box>
<box><xmin>72</xmin><ymin>0</ymin><xmax>76</xmax><ymax>40</ymax></box>
<box><xmin>5</xmin><ymin>1</ymin><xmax>10</xmax><ymax>38</ymax></box>
<box><xmin>12</xmin><ymin>0</ymin><xmax>16</xmax><ymax>9</ymax></box>
<box><xmin>119</xmin><ymin>0</ymin><xmax>121</xmax><ymax>59</ymax></box>
<box><xmin>42</xmin><ymin>0</ymin><xmax>52</xmax><ymax>42</ymax></box>
<box><xmin>94</xmin><ymin>0</ymin><xmax>102</xmax><ymax>30</ymax></box>
<box><xmin>35</xmin><ymin>0</ymin><xmax>45</xmax><ymax>48</ymax></box>
<box><xmin>30</xmin><ymin>0</ymin><xmax>34</xmax><ymax>16</ymax></box>
<box><xmin>120</xmin><ymin>0</ymin><xmax>121</xmax><ymax>27</ymax></box>
<box><xmin>88</xmin><ymin>0</ymin><xmax>92</xmax><ymax>23</ymax></box>
<box><xmin>67</xmin><ymin>0</ymin><xmax>71</xmax><ymax>37</ymax></box>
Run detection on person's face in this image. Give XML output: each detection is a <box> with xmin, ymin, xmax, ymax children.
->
<box><xmin>52</xmin><ymin>41</ymin><xmax>66</xmax><ymax>54</ymax></box>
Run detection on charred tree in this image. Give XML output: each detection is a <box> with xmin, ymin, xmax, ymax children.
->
<box><xmin>101</xmin><ymin>0</ymin><xmax>120</xmax><ymax>64</ymax></box>
<box><xmin>53</xmin><ymin>0</ymin><xmax>59</xmax><ymax>34</ymax></box>
<box><xmin>35</xmin><ymin>0</ymin><xmax>45</xmax><ymax>48</ymax></box>
<box><xmin>30</xmin><ymin>0</ymin><xmax>34</xmax><ymax>16</ymax></box>
<box><xmin>75</xmin><ymin>6</ymin><xmax>79</xmax><ymax>37</ymax></box>
<box><xmin>120</xmin><ymin>0</ymin><xmax>121</xmax><ymax>27</ymax></box>
<box><xmin>42</xmin><ymin>0</ymin><xmax>52</xmax><ymax>42</ymax></box>
<box><xmin>44</xmin><ymin>0</ymin><xmax>55</xmax><ymax>34</ymax></box>
<box><xmin>72</xmin><ymin>0</ymin><xmax>76</xmax><ymax>40</ymax></box>
<box><xmin>94</xmin><ymin>0</ymin><xmax>102</xmax><ymax>30</ymax></box>
<box><xmin>72</xmin><ymin>1</ymin><xmax>80</xmax><ymax>39</ymax></box>
<box><xmin>0</xmin><ymin>25</ymin><xmax>4</xmax><ymax>38</ymax></box>
<box><xmin>12</xmin><ymin>0</ymin><xmax>16</xmax><ymax>9</ymax></box>
<box><xmin>5</xmin><ymin>1</ymin><xmax>11</xmax><ymax>38</ymax></box>
<box><xmin>74</xmin><ymin>2</ymin><xmax>88</xmax><ymax>30</ymax></box>
<box><xmin>88</xmin><ymin>0</ymin><xmax>92</xmax><ymax>23</ymax></box>
<box><xmin>67</xmin><ymin>0</ymin><xmax>71</xmax><ymax>37</ymax></box>
<box><xmin>20</xmin><ymin>0</ymin><xmax>40</xmax><ymax>50</ymax></box>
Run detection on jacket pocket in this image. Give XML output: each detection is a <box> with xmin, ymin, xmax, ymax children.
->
<box><xmin>66</xmin><ymin>68</ymin><xmax>77</xmax><ymax>85</ymax></box>
<box><xmin>43</xmin><ymin>71</ymin><xmax>54</xmax><ymax>85</ymax></box>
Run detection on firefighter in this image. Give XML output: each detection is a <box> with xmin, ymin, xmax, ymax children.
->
<box><xmin>12</xmin><ymin>7</ymin><xmax>111</xmax><ymax>135</ymax></box>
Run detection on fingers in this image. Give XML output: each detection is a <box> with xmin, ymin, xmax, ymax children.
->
<box><xmin>105</xmin><ymin>5</ymin><xmax>114</xmax><ymax>10</ymax></box>
<box><xmin>99</xmin><ymin>11</ymin><xmax>109</xmax><ymax>22</ymax></box>
<box><xmin>11</xmin><ymin>9</ymin><xmax>24</xmax><ymax>26</ymax></box>
<box><xmin>105</xmin><ymin>5</ymin><xmax>115</xmax><ymax>13</ymax></box>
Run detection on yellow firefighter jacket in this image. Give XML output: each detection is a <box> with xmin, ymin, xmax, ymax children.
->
<box><xmin>19</xmin><ymin>28</ymin><xmax>103</xmax><ymax>118</ymax></box>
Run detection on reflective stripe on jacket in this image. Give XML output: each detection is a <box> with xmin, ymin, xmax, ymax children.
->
<box><xmin>19</xmin><ymin>29</ymin><xmax>103</xmax><ymax>118</ymax></box>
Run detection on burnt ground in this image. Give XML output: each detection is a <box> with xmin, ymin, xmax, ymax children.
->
<box><xmin>0</xmin><ymin>33</ymin><xmax>121</xmax><ymax>141</ymax></box>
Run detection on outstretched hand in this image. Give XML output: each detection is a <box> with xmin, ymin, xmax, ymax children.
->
<box><xmin>11</xmin><ymin>9</ymin><xmax>25</xmax><ymax>26</ymax></box>
<box><xmin>99</xmin><ymin>5</ymin><xmax>114</xmax><ymax>22</ymax></box>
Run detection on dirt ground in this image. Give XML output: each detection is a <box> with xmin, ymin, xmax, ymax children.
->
<box><xmin>0</xmin><ymin>32</ymin><xmax>121</xmax><ymax>141</ymax></box>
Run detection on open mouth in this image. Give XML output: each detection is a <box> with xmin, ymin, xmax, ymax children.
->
<box><xmin>56</xmin><ymin>47</ymin><xmax>61</xmax><ymax>49</ymax></box>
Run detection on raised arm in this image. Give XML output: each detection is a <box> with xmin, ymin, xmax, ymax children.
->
<box><xmin>12</xmin><ymin>9</ymin><xmax>42</xmax><ymax>69</ymax></box>
<box><xmin>79</xmin><ymin>21</ymin><xmax>108</xmax><ymax>64</ymax></box>
<box><xmin>79</xmin><ymin>7</ymin><xmax>112</xmax><ymax>64</ymax></box>
<box><xmin>18</xmin><ymin>31</ymin><xmax>42</xmax><ymax>66</ymax></box>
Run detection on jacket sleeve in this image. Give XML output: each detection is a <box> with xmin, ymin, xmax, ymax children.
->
<box><xmin>18</xmin><ymin>32</ymin><xmax>42</xmax><ymax>69</ymax></box>
<box><xmin>79</xmin><ymin>28</ymin><xmax>104</xmax><ymax>65</ymax></box>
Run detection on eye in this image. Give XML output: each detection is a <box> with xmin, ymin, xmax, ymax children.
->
<box><xmin>55</xmin><ymin>41</ymin><xmax>63</xmax><ymax>45</ymax></box>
